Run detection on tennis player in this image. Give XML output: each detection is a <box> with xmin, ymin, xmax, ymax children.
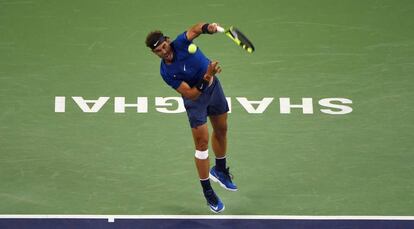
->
<box><xmin>145</xmin><ymin>23</ymin><xmax>237</xmax><ymax>213</ymax></box>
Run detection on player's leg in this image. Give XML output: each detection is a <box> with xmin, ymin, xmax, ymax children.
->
<box><xmin>191</xmin><ymin>123</ymin><xmax>210</xmax><ymax>180</ymax></box>
<box><xmin>206</xmin><ymin>78</ymin><xmax>229</xmax><ymax>160</ymax></box>
<box><xmin>206</xmin><ymin>78</ymin><xmax>237</xmax><ymax>191</ymax></box>
<box><xmin>208</xmin><ymin>113</ymin><xmax>237</xmax><ymax>191</ymax></box>
<box><xmin>184</xmin><ymin>91</ymin><xmax>225</xmax><ymax>213</ymax></box>
<box><xmin>207</xmin><ymin>79</ymin><xmax>229</xmax><ymax>160</ymax></box>
<box><xmin>209</xmin><ymin>112</ymin><xmax>228</xmax><ymax>159</ymax></box>
<box><xmin>191</xmin><ymin>123</ymin><xmax>224</xmax><ymax>213</ymax></box>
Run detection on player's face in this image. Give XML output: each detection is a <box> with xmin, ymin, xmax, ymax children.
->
<box><xmin>153</xmin><ymin>41</ymin><xmax>173</xmax><ymax>63</ymax></box>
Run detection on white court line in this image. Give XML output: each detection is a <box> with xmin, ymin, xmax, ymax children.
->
<box><xmin>1</xmin><ymin>215</ymin><xmax>414</xmax><ymax>221</ymax></box>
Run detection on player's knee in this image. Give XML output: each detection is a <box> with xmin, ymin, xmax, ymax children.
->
<box><xmin>195</xmin><ymin>142</ymin><xmax>208</xmax><ymax>151</ymax></box>
<box><xmin>214</xmin><ymin>124</ymin><xmax>227</xmax><ymax>138</ymax></box>
<box><xmin>194</xmin><ymin>138</ymin><xmax>208</xmax><ymax>150</ymax></box>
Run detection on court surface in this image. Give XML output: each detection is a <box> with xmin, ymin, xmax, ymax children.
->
<box><xmin>1</xmin><ymin>0</ymin><xmax>413</xmax><ymax>222</ymax></box>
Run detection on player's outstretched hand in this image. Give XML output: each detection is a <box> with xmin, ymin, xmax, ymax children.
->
<box><xmin>206</xmin><ymin>61</ymin><xmax>221</xmax><ymax>77</ymax></box>
<box><xmin>204</xmin><ymin>61</ymin><xmax>221</xmax><ymax>86</ymax></box>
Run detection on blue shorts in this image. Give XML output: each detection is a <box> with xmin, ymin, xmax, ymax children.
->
<box><xmin>182</xmin><ymin>77</ymin><xmax>229</xmax><ymax>128</ymax></box>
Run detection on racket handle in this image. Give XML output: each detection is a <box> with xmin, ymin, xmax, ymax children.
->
<box><xmin>215</xmin><ymin>25</ymin><xmax>225</xmax><ymax>33</ymax></box>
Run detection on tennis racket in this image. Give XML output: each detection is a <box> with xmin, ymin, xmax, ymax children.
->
<box><xmin>216</xmin><ymin>25</ymin><xmax>255</xmax><ymax>53</ymax></box>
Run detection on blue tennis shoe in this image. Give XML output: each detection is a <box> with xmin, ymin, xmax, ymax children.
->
<box><xmin>204</xmin><ymin>189</ymin><xmax>225</xmax><ymax>213</ymax></box>
<box><xmin>209</xmin><ymin>166</ymin><xmax>238</xmax><ymax>191</ymax></box>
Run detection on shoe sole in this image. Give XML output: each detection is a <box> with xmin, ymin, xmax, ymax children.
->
<box><xmin>209</xmin><ymin>172</ymin><xmax>238</xmax><ymax>192</ymax></box>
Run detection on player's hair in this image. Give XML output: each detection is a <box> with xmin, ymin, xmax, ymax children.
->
<box><xmin>145</xmin><ymin>30</ymin><xmax>164</xmax><ymax>49</ymax></box>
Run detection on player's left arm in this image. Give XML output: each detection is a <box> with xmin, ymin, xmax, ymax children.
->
<box><xmin>176</xmin><ymin>61</ymin><xmax>221</xmax><ymax>100</ymax></box>
<box><xmin>186</xmin><ymin>23</ymin><xmax>220</xmax><ymax>41</ymax></box>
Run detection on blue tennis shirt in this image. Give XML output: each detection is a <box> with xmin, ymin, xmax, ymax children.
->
<box><xmin>160</xmin><ymin>32</ymin><xmax>210</xmax><ymax>90</ymax></box>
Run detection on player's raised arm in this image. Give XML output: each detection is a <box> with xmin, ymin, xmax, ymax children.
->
<box><xmin>186</xmin><ymin>22</ymin><xmax>220</xmax><ymax>41</ymax></box>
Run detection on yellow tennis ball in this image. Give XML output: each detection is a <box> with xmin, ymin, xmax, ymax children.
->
<box><xmin>247</xmin><ymin>47</ymin><xmax>253</xmax><ymax>53</ymax></box>
<box><xmin>188</xmin><ymin>44</ymin><xmax>197</xmax><ymax>54</ymax></box>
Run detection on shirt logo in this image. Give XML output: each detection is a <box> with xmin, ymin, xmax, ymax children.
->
<box><xmin>183</xmin><ymin>65</ymin><xmax>186</xmax><ymax>72</ymax></box>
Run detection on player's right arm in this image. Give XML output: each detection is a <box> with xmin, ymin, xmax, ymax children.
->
<box><xmin>176</xmin><ymin>82</ymin><xmax>202</xmax><ymax>100</ymax></box>
<box><xmin>176</xmin><ymin>61</ymin><xmax>221</xmax><ymax>100</ymax></box>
